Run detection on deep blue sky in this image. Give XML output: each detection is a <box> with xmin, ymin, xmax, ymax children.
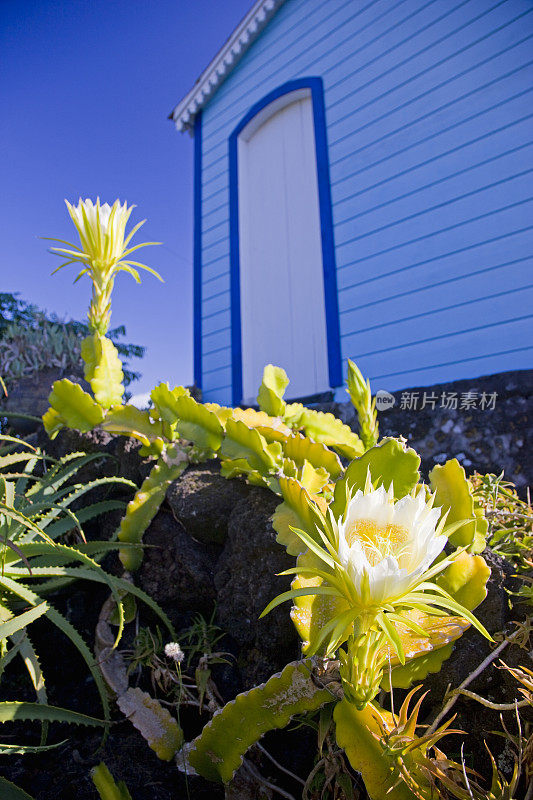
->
<box><xmin>2</xmin><ymin>0</ymin><xmax>251</xmax><ymax>397</ymax></box>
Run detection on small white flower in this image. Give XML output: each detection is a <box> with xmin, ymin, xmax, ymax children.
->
<box><xmin>337</xmin><ymin>483</ymin><xmax>446</xmax><ymax>607</ymax></box>
<box><xmin>164</xmin><ymin>642</ymin><xmax>185</xmax><ymax>663</ymax></box>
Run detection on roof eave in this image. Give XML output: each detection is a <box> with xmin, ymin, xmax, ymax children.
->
<box><xmin>170</xmin><ymin>0</ymin><xmax>287</xmax><ymax>134</ymax></box>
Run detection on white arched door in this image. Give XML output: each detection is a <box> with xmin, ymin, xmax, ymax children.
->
<box><xmin>237</xmin><ymin>89</ymin><xmax>330</xmax><ymax>404</ymax></box>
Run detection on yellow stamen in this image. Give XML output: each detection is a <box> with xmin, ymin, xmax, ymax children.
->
<box><xmin>345</xmin><ymin>519</ymin><xmax>411</xmax><ymax>566</ymax></box>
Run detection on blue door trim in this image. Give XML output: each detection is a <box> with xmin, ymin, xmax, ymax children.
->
<box><xmin>193</xmin><ymin>110</ymin><xmax>203</xmax><ymax>388</ymax></box>
<box><xmin>228</xmin><ymin>77</ymin><xmax>342</xmax><ymax>406</ymax></box>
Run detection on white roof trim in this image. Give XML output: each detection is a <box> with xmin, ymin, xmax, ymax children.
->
<box><xmin>170</xmin><ymin>0</ymin><xmax>287</xmax><ymax>133</ymax></box>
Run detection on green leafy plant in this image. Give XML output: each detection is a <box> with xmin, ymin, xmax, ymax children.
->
<box><xmin>91</xmin><ymin>762</ymin><xmax>133</xmax><ymax>800</ymax></box>
<box><xmin>0</xmin><ymin>292</ymin><xmax>143</xmax><ymax>391</ymax></box>
<box><xmin>0</xmin><ymin>434</ymin><xmax>175</xmax><ymax>797</ymax></box>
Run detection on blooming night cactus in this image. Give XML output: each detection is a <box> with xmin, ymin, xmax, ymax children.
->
<box><xmin>48</xmin><ymin>198</ymin><xmax>162</xmax><ymax>335</ymax></box>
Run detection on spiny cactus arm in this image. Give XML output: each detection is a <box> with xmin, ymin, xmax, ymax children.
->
<box><xmin>91</xmin><ymin>762</ymin><xmax>133</xmax><ymax>800</ymax></box>
<box><xmin>334</xmin><ymin>698</ymin><xmax>430</xmax><ymax>800</ymax></box>
<box><xmin>101</xmin><ymin>405</ymin><xmax>164</xmax><ymax>447</ymax></box>
<box><xmin>233</xmin><ymin>407</ymin><xmax>291</xmax><ymax>437</ymax></box>
<box><xmin>294</xmin><ymin>408</ymin><xmax>364</xmax><ymax>460</ymax></box>
<box><xmin>346</xmin><ymin>359</ymin><xmax>379</xmax><ymax>449</ymax></box>
<box><xmin>173</xmin><ymin>394</ymin><xmax>224</xmax><ymax>451</ymax></box>
<box><xmin>283</xmin><ymin>434</ymin><xmax>343</xmax><ymax>479</ymax></box>
<box><xmin>430</xmin><ymin>460</ymin><xmax>488</xmax><ymax>552</ymax></box>
<box><xmin>256</xmin><ymin>364</ymin><xmax>289</xmax><ymax>417</ymax></box>
<box><xmin>272</xmin><ymin>476</ymin><xmax>327</xmax><ymax>555</ymax></box>
<box><xmin>117</xmin><ymin>455</ymin><xmax>186</xmax><ymax>571</ymax></box>
<box><xmin>43</xmin><ymin>379</ymin><xmax>105</xmax><ymax>438</ymax></box>
<box><xmin>118</xmin><ymin>458</ymin><xmax>187</xmax><ymax>572</ymax></box>
<box><xmin>436</xmin><ymin>550</ymin><xmax>491</xmax><ymax>610</ymax></box>
<box><xmin>117</xmin><ymin>688</ymin><xmax>183</xmax><ymax>761</ymax></box>
<box><xmin>0</xmin><ymin>775</ymin><xmax>36</xmax><ymax>799</ymax></box>
<box><xmin>220</xmin><ymin>418</ymin><xmax>283</xmax><ymax>475</ymax></box>
<box><xmin>379</xmin><ymin>610</ymin><xmax>470</xmax><ymax>690</ymax></box>
<box><xmin>150</xmin><ymin>382</ymin><xmax>189</xmax><ymax>427</ymax></box>
<box><xmin>81</xmin><ymin>333</ymin><xmax>124</xmax><ymax>409</ymax></box>
<box><xmin>331</xmin><ymin>438</ymin><xmax>421</xmax><ymax>518</ymax></box>
<box><xmin>188</xmin><ymin>660</ymin><xmax>334</xmax><ymax>782</ymax></box>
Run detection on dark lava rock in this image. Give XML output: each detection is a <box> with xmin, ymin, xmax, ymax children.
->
<box><xmin>321</xmin><ymin>369</ymin><xmax>532</xmax><ymax>492</ymax></box>
<box><xmin>422</xmin><ymin>547</ymin><xmax>533</xmax><ymax>759</ymax></box>
<box><xmin>424</xmin><ymin>548</ymin><xmax>523</xmax><ymax>698</ymax></box>
<box><xmin>214</xmin><ymin>487</ymin><xmax>300</xmax><ymax>688</ymax></box>
<box><xmin>166</xmin><ymin>460</ymin><xmax>249</xmax><ymax>545</ymax></box>
<box><xmin>139</xmin><ymin>509</ymin><xmax>219</xmax><ymax>626</ymax></box>
<box><xmin>0</xmin><ymin>368</ymin><xmax>88</xmax><ymax>435</ymax></box>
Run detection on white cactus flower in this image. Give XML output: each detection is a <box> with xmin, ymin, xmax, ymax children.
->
<box><xmin>337</xmin><ymin>484</ymin><xmax>446</xmax><ymax>607</ymax></box>
<box><xmin>48</xmin><ymin>197</ymin><xmax>162</xmax><ymax>333</ymax></box>
<box><xmin>263</xmin><ymin>473</ymin><xmax>490</xmax><ymax>661</ymax></box>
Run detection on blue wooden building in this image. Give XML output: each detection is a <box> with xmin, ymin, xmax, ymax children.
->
<box><xmin>171</xmin><ymin>0</ymin><xmax>533</xmax><ymax>406</ymax></box>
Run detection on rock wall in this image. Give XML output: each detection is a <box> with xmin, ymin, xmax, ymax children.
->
<box><xmin>324</xmin><ymin>369</ymin><xmax>532</xmax><ymax>491</ymax></box>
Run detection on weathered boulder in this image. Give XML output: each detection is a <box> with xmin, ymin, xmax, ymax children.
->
<box><xmin>214</xmin><ymin>486</ymin><xmax>300</xmax><ymax>688</ymax></box>
<box><xmin>166</xmin><ymin>460</ymin><xmax>249</xmax><ymax>545</ymax></box>
<box><xmin>139</xmin><ymin>510</ymin><xmax>219</xmax><ymax>626</ymax></box>
<box><xmin>322</xmin><ymin>369</ymin><xmax>532</xmax><ymax>491</ymax></box>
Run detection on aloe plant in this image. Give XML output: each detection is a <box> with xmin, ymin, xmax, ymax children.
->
<box><xmin>0</xmin><ymin>434</ymin><xmax>175</xmax><ymax>798</ymax></box>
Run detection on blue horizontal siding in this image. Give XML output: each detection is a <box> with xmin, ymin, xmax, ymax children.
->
<box><xmin>197</xmin><ymin>0</ymin><xmax>533</xmax><ymax>402</ymax></box>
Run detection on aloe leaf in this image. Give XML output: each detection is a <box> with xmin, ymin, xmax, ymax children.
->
<box><xmin>188</xmin><ymin>660</ymin><xmax>333</xmax><ymax>782</ymax></box>
<box><xmin>44</xmin><ymin>500</ymin><xmax>126</xmax><ymax>539</ymax></box>
<box><xmin>0</xmin><ymin>453</ymin><xmax>42</xmax><ymax>470</ymax></box>
<box><xmin>43</xmin><ymin>379</ymin><xmax>105</xmax><ymax>438</ymax></box>
<box><xmin>0</xmin><ymin>603</ymin><xmax>49</xmax><ymax>639</ymax></box>
<box><xmin>257</xmin><ymin>364</ymin><xmax>289</xmax><ymax>417</ymax></box>
<box><xmin>430</xmin><ymin>459</ymin><xmax>488</xmax><ymax>552</ymax></box>
<box><xmin>0</xmin><ymin>577</ymin><xmax>110</xmax><ymax>723</ymax></box>
<box><xmin>81</xmin><ymin>333</ymin><xmax>124</xmax><ymax>409</ymax></box>
<box><xmin>25</xmin><ymin>451</ymin><xmax>94</xmax><ymax>495</ymax></box>
<box><xmin>13</xmin><ymin>628</ymin><xmax>48</xmax><ymax>744</ymax></box>
<box><xmin>1</xmin><ymin>565</ymin><xmax>175</xmax><ymax>638</ymax></box>
<box><xmin>101</xmin><ymin>405</ymin><xmax>163</xmax><ymax>446</ymax></box>
<box><xmin>0</xmin><ymin>741</ymin><xmax>65</xmax><ymax>755</ymax></box>
<box><xmin>331</xmin><ymin>438</ymin><xmax>421</xmax><ymax>518</ymax></box>
<box><xmin>118</xmin><ymin>456</ymin><xmax>186</xmax><ymax>571</ymax></box>
<box><xmin>0</xmin><ymin>775</ymin><xmax>35</xmax><ymax>799</ymax></box>
<box><xmin>0</xmin><ymin>701</ymin><xmax>104</xmax><ymax>727</ymax></box>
